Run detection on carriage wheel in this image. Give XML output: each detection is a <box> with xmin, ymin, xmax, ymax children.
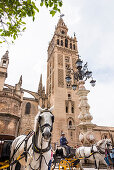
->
<box><xmin>59</xmin><ymin>159</ymin><xmax>71</xmax><ymax>170</ymax></box>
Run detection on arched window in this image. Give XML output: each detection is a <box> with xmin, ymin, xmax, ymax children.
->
<box><xmin>69</xmin><ymin>120</ymin><xmax>72</xmax><ymax>127</ymax></box>
<box><xmin>66</xmin><ymin>106</ymin><xmax>68</xmax><ymax>113</ymax></box>
<box><xmin>61</xmin><ymin>40</ymin><xmax>63</xmax><ymax>46</ymax></box>
<box><xmin>25</xmin><ymin>102</ymin><xmax>31</xmax><ymax>114</ymax></box>
<box><xmin>70</xmin><ymin>43</ymin><xmax>72</xmax><ymax>49</ymax></box>
<box><xmin>73</xmin><ymin>44</ymin><xmax>75</xmax><ymax>50</ymax></box>
<box><xmin>57</xmin><ymin>39</ymin><xmax>59</xmax><ymax>45</ymax></box>
<box><xmin>3</xmin><ymin>60</ymin><xmax>6</xmax><ymax>66</ymax></box>
<box><xmin>65</xmin><ymin>39</ymin><xmax>68</xmax><ymax>48</ymax></box>
<box><xmin>71</xmin><ymin>106</ymin><xmax>74</xmax><ymax>113</ymax></box>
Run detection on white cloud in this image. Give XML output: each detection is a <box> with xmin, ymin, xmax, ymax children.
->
<box><xmin>88</xmin><ymin>81</ymin><xmax>114</xmax><ymax>127</ymax></box>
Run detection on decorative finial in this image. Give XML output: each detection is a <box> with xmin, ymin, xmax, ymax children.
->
<box><xmin>18</xmin><ymin>75</ymin><xmax>22</xmax><ymax>87</ymax></box>
<box><xmin>60</xmin><ymin>14</ymin><xmax>65</xmax><ymax>18</ymax></box>
<box><xmin>74</xmin><ymin>32</ymin><xmax>76</xmax><ymax>37</ymax></box>
<box><xmin>2</xmin><ymin>50</ymin><xmax>9</xmax><ymax>59</ymax></box>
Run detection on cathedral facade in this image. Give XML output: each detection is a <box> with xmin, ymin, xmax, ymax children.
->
<box><xmin>0</xmin><ymin>18</ymin><xmax>114</xmax><ymax>148</ymax></box>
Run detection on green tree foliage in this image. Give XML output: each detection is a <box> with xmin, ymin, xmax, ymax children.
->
<box><xmin>0</xmin><ymin>0</ymin><xmax>63</xmax><ymax>43</ymax></box>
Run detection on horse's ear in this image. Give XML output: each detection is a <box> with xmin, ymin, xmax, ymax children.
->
<box><xmin>38</xmin><ymin>105</ymin><xmax>43</xmax><ymax>112</ymax></box>
<box><xmin>49</xmin><ymin>105</ymin><xmax>54</xmax><ymax>112</ymax></box>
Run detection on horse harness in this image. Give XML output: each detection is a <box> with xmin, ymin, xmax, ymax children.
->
<box><xmin>28</xmin><ymin>111</ymin><xmax>53</xmax><ymax>170</ymax></box>
<box><xmin>28</xmin><ymin>130</ymin><xmax>52</xmax><ymax>170</ymax></box>
<box><xmin>0</xmin><ymin>130</ymin><xmax>51</xmax><ymax>169</ymax></box>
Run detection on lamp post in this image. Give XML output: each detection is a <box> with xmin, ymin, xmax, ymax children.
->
<box><xmin>65</xmin><ymin>56</ymin><xmax>96</xmax><ymax>146</ymax></box>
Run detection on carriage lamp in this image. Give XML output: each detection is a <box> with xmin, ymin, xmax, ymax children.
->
<box><xmin>65</xmin><ymin>55</ymin><xmax>96</xmax><ymax>90</ymax></box>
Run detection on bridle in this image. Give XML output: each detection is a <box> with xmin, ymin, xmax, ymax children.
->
<box><xmin>29</xmin><ymin>110</ymin><xmax>54</xmax><ymax>170</ymax></box>
<box><xmin>40</xmin><ymin>123</ymin><xmax>53</xmax><ymax>133</ymax></box>
<box><xmin>37</xmin><ymin>110</ymin><xmax>54</xmax><ymax>133</ymax></box>
<box><xmin>33</xmin><ymin>111</ymin><xmax>54</xmax><ymax>153</ymax></box>
<box><xmin>96</xmin><ymin>139</ymin><xmax>112</xmax><ymax>154</ymax></box>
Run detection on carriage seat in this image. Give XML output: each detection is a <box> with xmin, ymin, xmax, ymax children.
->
<box><xmin>55</xmin><ymin>147</ymin><xmax>64</xmax><ymax>158</ymax></box>
<box><xmin>0</xmin><ymin>140</ymin><xmax>13</xmax><ymax>162</ymax></box>
<box><xmin>54</xmin><ymin>146</ymin><xmax>75</xmax><ymax>158</ymax></box>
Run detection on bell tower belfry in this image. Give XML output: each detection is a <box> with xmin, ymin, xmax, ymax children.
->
<box><xmin>47</xmin><ymin>17</ymin><xmax>80</xmax><ymax>147</ymax></box>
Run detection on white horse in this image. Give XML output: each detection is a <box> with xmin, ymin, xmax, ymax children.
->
<box><xmin>76</xmin><ymin>138</ymin><xmax>112</xmax><ymax>170</ymax></box>
<box><xmin>10</xmin><ymin>106</ymin><xmax>54</xmax><ymax>170</ymax></box>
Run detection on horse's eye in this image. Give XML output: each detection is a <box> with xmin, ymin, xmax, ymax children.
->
<box><xmin>52</xmin><ymin>115</ymin><xmax>54</xmax><ymax>123</ymax></box>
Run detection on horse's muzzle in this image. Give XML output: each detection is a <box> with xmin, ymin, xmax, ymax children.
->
<box><xmin>42</xmin><ymin>127</ymin><xmax>51</xmax><ymax>139</ymax></box>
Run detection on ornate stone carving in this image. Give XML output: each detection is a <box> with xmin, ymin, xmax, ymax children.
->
<box><xmin>77</xmin><ymin>80</ymin><xmax>96</xmax><ymax>146</ymax></box>
<box><xmin>58</xmin><ymin>69</ymin><xmax>64</xmax><ymax>87</ymax></box>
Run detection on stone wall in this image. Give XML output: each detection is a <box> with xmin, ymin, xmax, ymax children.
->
<box><xmin>19</xmin><ymin>98</ymin><xmax>38</xmax><ymax>135</ymax></box>
<box><xmin>0</xmin><ymin>89</ymin><xmax>21</xmax><ymax>138</ymax></box>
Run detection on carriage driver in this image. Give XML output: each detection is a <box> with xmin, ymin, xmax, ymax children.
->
<box><xmin>60</xmin><ymin>132</ymin><xmax>70</xmax><ymax>156</ymax></box>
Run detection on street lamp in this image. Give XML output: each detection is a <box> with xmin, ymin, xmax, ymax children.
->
<box><xmin>65</xmin><ymin>55</ymin><xmax>96</xmax><ymax>90</ymax></box>
<box><xmin>65</xmin><ymin>55</ymin><xmax>96</xmax><ymax>146</ymax></box>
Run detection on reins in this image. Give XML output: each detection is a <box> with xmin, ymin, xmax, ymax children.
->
<box><xmin>10</xmin><ymin>130</ymin><xmax>34</xmax><ymax>163</ymax></box>
<box><xmin>29</xmin><ymin>125</ymin><xmax>52</xmax><ymax>170</ymax></box>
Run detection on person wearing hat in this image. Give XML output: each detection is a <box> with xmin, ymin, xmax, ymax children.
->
<box><xmin>60</xmin><ymin>132</ymin><xmax>70</xmax><ymax>156</ymax></box>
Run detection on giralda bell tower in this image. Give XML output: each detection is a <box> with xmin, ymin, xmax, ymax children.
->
<box><xmin>47</xmin><ymin>17</ymin><xmax>80</xmax><ymax>147</ymax></box>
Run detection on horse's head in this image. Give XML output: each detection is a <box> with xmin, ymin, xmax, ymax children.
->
<box><xmin>97</xmin><ymin>138</ymin><xmax>112</xmax><ymax>151</ymax></box>
<box><xmin>105</xmin><ymin>138</ymin><xmax>112</xmax><ymax>150</ymax></box>
<box><xmin>34</xmin><ymin>106</ymin><xmax>54</xmax><ymax>140</ymax></box>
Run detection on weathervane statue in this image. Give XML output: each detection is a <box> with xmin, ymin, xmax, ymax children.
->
<box><xmin>60</xmin><ymin>13</ymin><xmax>65</xmax><ymax>18</ymax></box>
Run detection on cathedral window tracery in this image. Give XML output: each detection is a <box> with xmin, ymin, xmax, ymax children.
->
<box><xmin>25</xmin><ymin>102</ymin><xmax>31</xmax><ymax>114</ymax></box>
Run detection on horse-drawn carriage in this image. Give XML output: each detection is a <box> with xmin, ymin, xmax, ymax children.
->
<box><xmin>51</xmin><ymin>138</ymin><xmax>113</xmax><ymax>170</ymax></box>
<box><xmin>0</xmin><ymin>135</ymin><xmax>15</xmax><ymax>169</ymax></box>
<box><xmin>51</xmin><ymin>146</ymin><xmax>80</xmax><ymax>170</ymax></box>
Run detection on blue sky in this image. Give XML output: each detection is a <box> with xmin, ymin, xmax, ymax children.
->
<box><xmin>0</xmin><ymin>0</ymin><xmax>114</xmax><ymax>127</ymax></box>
